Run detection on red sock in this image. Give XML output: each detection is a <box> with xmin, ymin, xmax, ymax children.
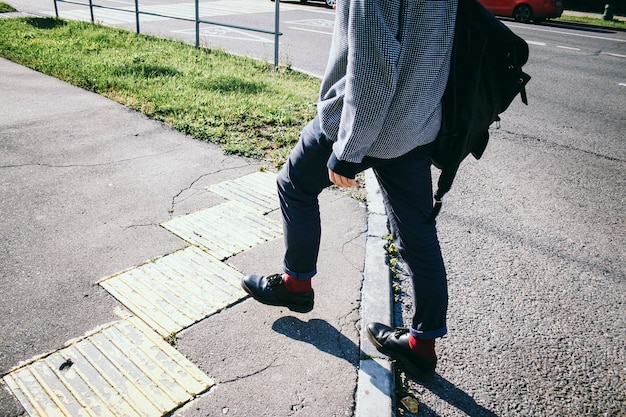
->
<box><xmin>283</xmin><ymin>274</ymin><xmax>312</xmax><ymax>293</ymax></box>
<box><xmin>408</xmin><ymin>334</ymin><xmax>436</xmax><ymax>358</ymax></box>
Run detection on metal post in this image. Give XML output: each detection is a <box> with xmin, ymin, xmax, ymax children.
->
<box><xmin>135</xmin><ymin>0</ymin><xmax>140</xmax><ymax>33</ymax></box>
<box><xmin>195</xmin><ymin>0</ymin><xmax>200</xmax><ymax>48</ymax></box>
<box><xmin>274</xmin><ymin>0</ymin><xmax>280</xmax><ymax>69</ymax></box>
<box><xmin>89</xmin><ymin>0</ymin><xmax>94</xmax><ymax>23</ymax></box>
<box><xmin>602</xmin><ymin>4</ymin><xmax>614</xmax><ymax>21</ymax></box>
<box><xmin>53</xmin><ymin>0</ymin><xmax>59</xmax><ymax>18</ymax></box>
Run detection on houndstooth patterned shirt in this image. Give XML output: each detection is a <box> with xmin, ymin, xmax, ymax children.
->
<box><xmin>318</xmin><ymin>0</ymin><xmax>457</xmax><ymax>164</ymax></box>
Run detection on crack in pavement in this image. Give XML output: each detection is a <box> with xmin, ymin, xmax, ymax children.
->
<box><xmin>220</xmin><ymin>357</ymin><xmax>280</xmax><ymax>384</ymax></box>
<box><xmin>336</xmin><ymin>306</ymin><xmax>361</xmax><ymax>365</ymax></box>
<box><xmin>0</xmin><ymin>149</ymin><xmax>181</xmax><ymax>170</ymax></box>
<box><xmin>340</xmin><ymin>229</ymin><xmax>367</xmax><ymax>274</ymax></box>
<box><xmin>500</xmin><ymin>128</ymin><xmax>625</xmax><ymax>163</ymax></box>
<box><xmin>168</xmin><ymin>158</ymin><xmax>252</xmax><ymax>215</ymax></box>
<box><xmin>123</xmin><ymin>223</ymin><xmax>155</xmax><ymax>230</ymax></box>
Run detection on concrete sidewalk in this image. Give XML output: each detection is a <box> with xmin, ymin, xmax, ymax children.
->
<box><xmin>0</xmin><ymin>58</ymin><xmax>394</xmax><ymax>417</ymax></box>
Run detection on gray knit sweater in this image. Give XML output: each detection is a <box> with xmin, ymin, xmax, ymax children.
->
<box><xmin>318</xmin><ymin>0</ymin><xmax>457</xmax><ymax>165</ymax></box>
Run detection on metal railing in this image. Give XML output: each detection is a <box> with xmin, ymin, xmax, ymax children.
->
<box><xmin>52</xmin><ymin>0</ymin><xmax>283</xmax><ymax>68</ymax></box>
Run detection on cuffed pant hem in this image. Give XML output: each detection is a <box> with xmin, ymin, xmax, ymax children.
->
<box><xmin>283</xmin><ymin>263</ymin><xmax>316</xmax><ymax>280</ymax></box>
<box><xmin>410</xmin><ymin>326</ymin><xmax>447</xmax><ymax>340</ymax></box>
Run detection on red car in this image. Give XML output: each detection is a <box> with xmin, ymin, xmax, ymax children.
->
<box><xmin>478</xmin><ymin>0</ymin><xmax>564</xmax><ymax>23</ymax></box>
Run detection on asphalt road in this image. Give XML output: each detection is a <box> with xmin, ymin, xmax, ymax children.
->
<box><xmin>2</xmin><ymin>1</ymin><xmax>625</xmax><ymax>415</ymax></box>
<box><xmin>391</xmin><ymin>18</ymin><xmax>626</xmax><ymax>417</ymax></box>
<box><xmin>504</xmin><ymin>21</ymin><xmax>625</xmax><ymax>159</ymax></box>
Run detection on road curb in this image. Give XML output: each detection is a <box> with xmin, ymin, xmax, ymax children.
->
<box><xmin>355</xmin><ymin>169</ymin><xmax>395</xmax><ymax>417</ymax></box>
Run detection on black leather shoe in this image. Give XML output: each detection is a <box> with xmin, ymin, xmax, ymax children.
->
<box><xmin>366</xmin><ymin>322</ymin><xmax>437</xmax><ymax>382</ymax></box>
<box><xmin>241</xmin><ymin>274</ymin><xmax>314</xmax><ymax>313</ymax></box>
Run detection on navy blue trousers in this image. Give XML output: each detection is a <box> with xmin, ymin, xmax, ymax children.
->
<box><xmin>277</xmin><ymin>117</ymin><xmax>448</xmax><ymax>339</ymax></box>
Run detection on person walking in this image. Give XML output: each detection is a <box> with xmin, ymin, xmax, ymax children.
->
<box><xmin>241</xmin><ymin>0</ymin><xmax>457</xmax><ymax>382</ymax></box>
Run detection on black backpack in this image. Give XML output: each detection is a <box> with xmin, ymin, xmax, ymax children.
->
<box><xmin>430</xmin><ymin>0</ymin><xmax>531</xmax><ymax>221</ymax></box>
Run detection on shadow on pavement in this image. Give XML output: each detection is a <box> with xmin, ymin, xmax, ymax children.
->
<box><xmin>273</xmin><ymin>316</ymin><xmax>499</xmax><ymax>416</ymax></box>
<box><xmin>272</xmin><ymin>316</ymin><xmax>397</xmax><ymax>398</ymax></box>
<box><xmin>272</xmin><ymin>316</ymin><xmax>359</xmax><ymax>366</ymax></box>
<box><xmin>415</xmin><ymin>375</ymin><xmax>500</xmax><ymax>417</ymax></box>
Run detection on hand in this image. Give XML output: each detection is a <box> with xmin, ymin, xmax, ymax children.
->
<box><xmin>328</xmin><ymin>169</ymin><xmax>359</xmax><ymax>187</ymax></box>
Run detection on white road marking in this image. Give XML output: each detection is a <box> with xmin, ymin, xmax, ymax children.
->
<box><xmin>286</xmin><ymin>17</ymin><xmax>334</xmax><ymax>34</ymax></box>
<box><xmin>288</xmin><ymin>26</ymin><xmax>333</xmax><ymax>35</ymax></box>
<box><xmin>172</xmin><ymin>27</ymin><xmax>274</xmax><ymax>42</ymax></box>
<box><xmin>507</xmin><ymin>23</ymin><xmax>626</xmax><ymax>43</ymax></box>
<box><xmin>100</xmin><ymin>0</ymin><xmax>135</xmax><ymax>4</ymax></box>
<box><xmin>285</xmin><ymin>18</ymin><xmax>334</xmax><ymax>28</ymax></box>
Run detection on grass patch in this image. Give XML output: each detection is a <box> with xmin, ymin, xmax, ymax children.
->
<box><xmin>0</xmin><ymin>2</ymin><xmax>17</xmax><ymax>13</ymax></box>
<box><xmin>557</xmin><ymin>14</ymin><xmax>626</xmax><ymax>29</ymax></box>
<box><xmin>0</xmin><ymin>17</ymin><xmax>319</xmax><ymax>167</ymax></box>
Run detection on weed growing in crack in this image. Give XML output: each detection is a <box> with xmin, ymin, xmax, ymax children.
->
<box><xmin>164</xmin><ymin>333</ymin><xmax>178</xmax><ymax>347</ymax></box>
<box><xmin>383</xmin><ymin>233</ymin><xmax>422</xmax><ymax>416</ymax></box>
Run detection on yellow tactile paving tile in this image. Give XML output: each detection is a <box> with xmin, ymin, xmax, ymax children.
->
<box><xmin>207</xmin><ymin>170</ymin><xmax>279</xmax><ymax>214</ymax></box>
<box><xmin>161</xmin><ymin>200</ymin><xmax>282</xmax><ymax>260</ymax></box>
<box><xmin>3</xmin><ymin>317</ymin><xmax>214</xmax><ymax>417</ymax></box>
<box><xmin>99</xmin><ymin>246</ymin><xmax>246</xmax><ymax>337</ymax></box>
